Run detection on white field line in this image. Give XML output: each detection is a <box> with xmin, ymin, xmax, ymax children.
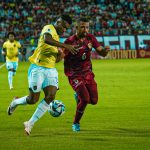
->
<box><xmin>0</xmin><ymin>63</ymin><xmax>6</xmax><ymax>69</ymax></box>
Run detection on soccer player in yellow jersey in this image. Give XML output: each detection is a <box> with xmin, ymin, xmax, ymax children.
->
<box><xmin>2</xmin><ymin>32</ymin><xmax>22</xmax><ymax>90</ymax></box>
<box><xmin>7</xmin><ymin>14</ymin><xmax>77</xmax><ymax>135</ymax></box>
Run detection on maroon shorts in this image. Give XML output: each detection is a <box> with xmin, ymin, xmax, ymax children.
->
<box><xmin>68</xmin><ymin>71</ymin><xmax>98</xmax><ymax>104</ymax></box>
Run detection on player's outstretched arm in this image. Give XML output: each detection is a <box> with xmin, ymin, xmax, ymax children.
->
<box><xmin>44</xmin><ymin>33</ymin><xmax>78</xmax><ymax>55</ymax></box>
<box><xmin>1</xmin><ymin>48</ymin><xmax>14</xmax><ymax>59</ymax></box>
<box><xmin>19</xmin><ymin>47</ymin><xmax>24</xmax><ymax>57</ymax></box>
<box><xmin>96</xmin><ymin>46</ymin><xmax>110</xmax><ymax>57</ymax></box>
<box><xmin>2</xmin><ymin>48</ymin><xmax>6</xmax><ymax>56</ymax></box>
<box><xmin>55</xmin><ymin>49</ymin><xmax>64</xmax><ymax>63</ymax></box>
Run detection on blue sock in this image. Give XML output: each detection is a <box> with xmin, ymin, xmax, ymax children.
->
<box><xmin>28</xmin><ymin>99</ymin><xmax>49</xmax><ymax>125</ymax></box>
<box><xmin>8</xmin><ymin>71</ymin><xmax>13</xmax><ymax>88</ymax></box>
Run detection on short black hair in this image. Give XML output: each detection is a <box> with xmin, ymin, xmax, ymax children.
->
<box><xmin>8</xmin><ymin>32</ymin><xmax>15</xmax><ymax>37</ymax></box>
<box><xmin>77</xmin><ymin>17</ymin><xmax>89</xmax><ymax>23</ymax></box>
<box><xmin>61</xmin><ymin>14</ymin><xmax>72</xmax><ymax>25</ymax></box>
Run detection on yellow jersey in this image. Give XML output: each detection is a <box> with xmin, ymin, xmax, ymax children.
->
<box><xmin>3</xmin><ymin>40</ymin><xmax>21</xmax><ymax>62</ymax></box>
<box><xmin>28</xmin><ymin>24</ymin><xmax>59</xmax><ymax>68</ymax></box>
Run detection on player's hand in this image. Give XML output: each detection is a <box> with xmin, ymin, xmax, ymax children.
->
<box><xmin>64</xmin><ymin>44</ymin><xmax>78</xmax><ymax>55</ymax></box>
<box><xmin>104</xmin><ymin>46</ymin><xmax>110</xmax><ymax>56</ymax></box>
<box><xmin>97</xmin><ymin>46</ymin><xmax>110</xmax><ymax>57</ymax></box>
<box><xmin>56</xmin><ymin>49</ymin><xmax>64</xmax><ymax>63</ymax></box>
<box><xmin>2</xmin><ymin>51</ymin><xmax>6</xmax><ymax>56</ymax></box>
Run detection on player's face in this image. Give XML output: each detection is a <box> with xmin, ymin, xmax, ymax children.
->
<box><xmin>9</xmin><ymin>34</ymin><xmax>15</xmax><ymax>42</ymax></box>
<box><xmin>77</xmin><ymin>22</ymin><xmax>89</xmax><ymax>37</ymax></box>
<box><xmin>56</xmin><ymin>20</ymin><xmax>70</xmax><ymax>35</ymax></box>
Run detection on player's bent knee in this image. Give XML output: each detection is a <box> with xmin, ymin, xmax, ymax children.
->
<box><xmin>8</xmin><ymin>69</ymin><xmax>14</xmax><ymax>72</ymax></box>
<box><xmin>79</xmin><ymin>94</ymin><xmax>90</xmax><ymax>103</ymax></box>
<box><xmin>91</xmin><ymin>98</ymin><xmax>98</xmax><ymax>105</ymax></box>
<box><xmin>26</xmin><ymin>96</ymin><xmax>38</xmax><ymax>104</ymax></box>
<box><xmin>45</xmin><ymin>95</ymin><xmax>55</xmax><ymax>103</ymax></box>
<box><xmin>31</xmin><ymin>100</ymin><xmax>38</xmax><ymax>104</ymax></box>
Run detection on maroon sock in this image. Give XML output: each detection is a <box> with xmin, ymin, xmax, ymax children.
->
<box><xmin>74</xmin><ymin>100</ymin><xmax>87</xmax><ymax>124</ymax></box>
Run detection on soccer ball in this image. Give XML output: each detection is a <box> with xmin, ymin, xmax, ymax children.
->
<box><xmin>48</xmin><ymin>100</ymin><xmax>65</xmax><ymax>117</ymax></box>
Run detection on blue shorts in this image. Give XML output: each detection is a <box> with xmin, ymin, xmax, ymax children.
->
<box><xmin>6</xmin><ymin>62</ymin><xmax>18</xmax><ymax>71</ymax></box>
<box><xmin>28</xmin><ymin>64</ymin><xmax>58</xmax><ymax>93</ymax></box>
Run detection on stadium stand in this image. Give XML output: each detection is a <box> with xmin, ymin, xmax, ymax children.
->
<box><xmin>0</xmin><ymin>0</ymin><xmax>149</xmax><ymax>46</ymax></box>
<box><xmin>0</xmin><ymin>0</ymin><xmax>150</xmax><ymax>61</ymax></box>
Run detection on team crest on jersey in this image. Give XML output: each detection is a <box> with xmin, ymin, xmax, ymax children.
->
<box><xmin>48</xmin><ymin>29</ymin><xmax>51</xmax><ymax>32</ymax></box>
<box><xmin>88</xmin><ymin>43</ymin><xmax>92</xmax><ymax>49</ymax></box>
<box><xmin>14</xmin><ymin>44</ymin><xmax>16</xmax><ymax>47</ymax></box>
<box><xmin>73</xmin><ymin>79</ymin><xmax>79</xmax><ymax>84</ymax></box>
<box><xmin>82</xmin><ymin>52</ymin><xmax>86</xmax><ymax>60</ymax></box>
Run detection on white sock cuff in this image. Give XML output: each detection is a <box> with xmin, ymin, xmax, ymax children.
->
<box><xmin>13</xmin><ymin>96</ymin><xmax>28</xmax><ymax>106</ymax></box>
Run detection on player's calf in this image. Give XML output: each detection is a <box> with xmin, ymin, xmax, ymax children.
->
<box><xmin>74</xmin><ymin>93</ymin><xmax>79</xmax><ymax>104</ymax></box>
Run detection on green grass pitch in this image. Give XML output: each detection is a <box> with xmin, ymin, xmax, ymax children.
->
<box><xmin>0</xmin><ymin>59</ymin><xmax>150</xmax><ymax>150</ymax></box>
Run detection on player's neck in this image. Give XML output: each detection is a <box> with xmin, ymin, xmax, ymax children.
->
<box><xmin>54</xmin><ymin>25</ymin><xmax>60</xmax><ymax>35</ymax></box>
<box><xmin>9</xmin><ymin>40</ymin><xmax>14</xmax><ymax>43</ymax></box>
<box><xmin>76</xmin><ymin>33</ymin><xmax>86</xmax><ymax>40</ymax></box>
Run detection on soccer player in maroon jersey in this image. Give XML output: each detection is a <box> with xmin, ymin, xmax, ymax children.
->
<box><xmin>63</xmin><ymin>17</ymin><xmax>110</xmax><ymax>132</ymax></box>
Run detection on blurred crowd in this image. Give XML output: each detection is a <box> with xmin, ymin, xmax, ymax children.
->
<box><xmin>0</xmin><ymin>0</ymin><xmax>150</xmax><ymax>46</ymax></box>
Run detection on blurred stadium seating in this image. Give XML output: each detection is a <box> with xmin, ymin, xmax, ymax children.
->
<box><xmin>0</xmin><ymin>0</ymin><xmax>150</xmax><ymax>61</ymax></box>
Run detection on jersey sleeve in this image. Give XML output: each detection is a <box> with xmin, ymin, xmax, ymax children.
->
<box><xmin>41</xmin><ymin>25</ymin><xmax>53</xmax><ymax>36</ymax></box>
<box><xmin>2</xmin><ymin>42</ymin><xmax>6</xmax><ymax>49</ymax></box>
<box><xmin>64</xmin><ymin>38</ymin><xmax>71</xmax><ymax>45</ymax></box>
<box><xmin>17</xmin><ymin>42</ymin><xmax>21</xmax><ymax>48</ymax></box>
<box><xmin>63</xmin><ymin>38</ymin><xmax>71</xmax><ymax>56</ymax></box>
<box><xmin>91</xmin><ymin>35</ymin><xmax>101</xmax><ymax>49</ymax></box>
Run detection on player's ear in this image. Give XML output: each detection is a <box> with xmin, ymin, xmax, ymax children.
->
<box><xmin>56</xmin><ymin>20</ymin><xmax>60</xmax><ymax>25</ymax></box>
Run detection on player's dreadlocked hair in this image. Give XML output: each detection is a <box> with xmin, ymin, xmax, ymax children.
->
<box><xmin>61</xmin><ymin>14</ymin><xmax>72</xmax><ymax>25</ymax></box>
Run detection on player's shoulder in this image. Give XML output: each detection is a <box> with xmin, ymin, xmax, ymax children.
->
<box><xmin>65</xmin><ymin>34</ymin><xmax>76</xmax><ymax>43</ymax></box>
<box><xmin>3</xmin><ymin>40</ymin><xmax>9</xmax><ymax>44</ymax></box>
<box><xmin>14</xmin><ymin>40</ymin><xmax>19</xmax><ymax>43</ymax></box>
<box><xmin>14</xmin><ymin>40</ymin><xmax>20</xmax><ymax>45</ymax></box>
<box><xmin>42</xmin><ymin>24</ymin><xmax>57</xmax><ymax>36</ymax></box>
<box><xmin>10</xmin><ymin>40</ymin><xmax>21</xmax><ymax>48</ymax></box>
<box><xmin>43</xmin><ymin>24</ymin><xmax>54</xmax><ymax>30</ymax></box>
<box><xmin>87</xmin><ymin>34</ymin><xmax>98</xmax><ymax>43</ymax></box>
<box><xmin>87</xmin><ymin>33</ymin><xmax>95</xmax><ymax>39</ymax></box>
<box><xmin>3</xmin><ymin>40</ymin><xmax>9</xmax><ymax>46</ymax></box>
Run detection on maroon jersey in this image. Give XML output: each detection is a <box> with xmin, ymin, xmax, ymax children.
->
<box><xmin>64</xmin><ymin>34</ymin><xmax>100</xmax><ymax>76</ymax></box>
